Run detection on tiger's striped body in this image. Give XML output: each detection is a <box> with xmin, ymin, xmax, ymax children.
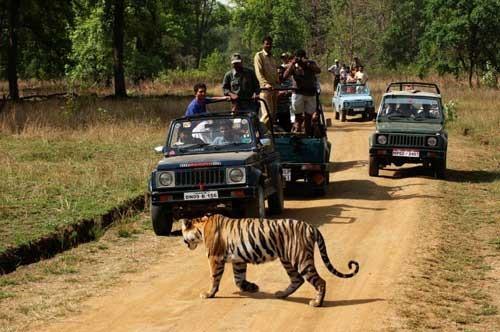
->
<box><xmin>181</xmin><ymin>214</ymin><xmax>359</xmax><ymax>307</ymax></box>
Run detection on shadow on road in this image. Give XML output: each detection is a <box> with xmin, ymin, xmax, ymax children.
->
<box><xmin>282</xmin><ymin>203</ymin><xmax>385</xmax><ymax>227</ymax></box>
<box><xmin>445</xmin><ymin>168</ymin><xmax>500</xmax><ymax>183</ymax></box>
<box><xmin>330</xmin><ymin>160</ymin><xmax>368</xmax><ymax>172</ymax></box>
<box><xmin>223</xmin><ymin>292</ymin><xmax>385</xmax><ymax>308</ymax></box>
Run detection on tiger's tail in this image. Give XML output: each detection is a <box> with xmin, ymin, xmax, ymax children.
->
<box><xmin>315</xmin><ymin>229</ymin><xmax>359</xmax><ymax>278</ymax></box>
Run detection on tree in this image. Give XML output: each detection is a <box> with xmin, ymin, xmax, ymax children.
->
<box><xmin>6</xmin><ymin>0</ymin><xmax>19</xmax><ymax>100</ymax></box>
<box><xmin>109</xmin><ymin>0</ymin><xmax>126</xmax><ymax>96</ymax></box>
<box><xmin>419</xmin><ymin>0</ymin><xmax>500</xmax><ymax>87</ymax></box>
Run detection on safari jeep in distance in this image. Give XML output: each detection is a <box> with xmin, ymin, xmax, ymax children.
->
<box><xmin>332</xmin><ymin>83</ymin><xmax>375</xmax><ymax>121</ymax></box>
<box><xmin>369</xmin><ymin>82</ymin><xmax>448</xmax><ymax>178</ymax></box>
<box><xmin>148</xmin><ymin>111</ymin><xmax>284</xmax><ymax>235</ymax></box>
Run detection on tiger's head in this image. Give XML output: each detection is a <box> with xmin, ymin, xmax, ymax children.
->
<box><xmin>180</xmin><ymin>215</ymin><xmax>208</xmax><ymax>250</ymax></box>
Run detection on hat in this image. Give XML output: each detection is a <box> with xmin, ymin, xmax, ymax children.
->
<box><xmin>281</xmin><ymin>52</ymin><xmax>288</xmax><ymax>58</ymax></box>
<box><xmin>335</xmin><ymin>59</ymin><xmax>339</xmax><ymax>62</ymax></box>
<box><xmin>231</xmin><ymin>53</ymin><xmax>242</xmax><ymax>64</ymax></box>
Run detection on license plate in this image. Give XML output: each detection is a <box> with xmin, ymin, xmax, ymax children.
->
<box><xmin>392</xmin><ymin>149</ymin><xmax>420</xmax><ymax>158</ymax></box>
<box><xmin>283</xmin><ymin>168</ymin><xmax>291</xmax><ymax>182</ymax></box>
<box><xmin>184</xmin><ymin>191</ymin><xmax>218</xmax><ymax>200</ymax></box>
<box><xmin>353</xmin><ymin>107</ymin><xmax>365</xmax><ymax>112</ymax></box>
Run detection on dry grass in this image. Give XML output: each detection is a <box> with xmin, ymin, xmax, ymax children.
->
<box><xmin>393</xmin><ymin>137</ymin><xmax>499</xmax><ymax>331</ymax></box>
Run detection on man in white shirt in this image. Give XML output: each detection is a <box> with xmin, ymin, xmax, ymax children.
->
<box><xmin>355</xmin><ymin>65</ymin><xmax>368</xmax><ymax>85</ymax></box>
<box><xmin>328</xmin><ymin>59</ymin><xmax>341</xmax><ymax>91</ymax></box>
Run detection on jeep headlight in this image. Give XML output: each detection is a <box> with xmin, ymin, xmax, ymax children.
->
<box><xmin>377</xmin><ymin>135</ymin><xmax>387</xmax><ymax>145</ymax></box>
<box><xmin>226</xmin><ymin>167</ymin><xmax>246</xmax><ymax>184</ymax></box>
<box><xmin>427</xmin><ymin>136</ymin><xmax>438</xmax><ymax>147</ymax></box>
<box><xmin>157</xmin><ymin>171</ymin><xmax>175</xmax><ymax>187</ymax></box>
<box><xmin>344</xmin><ymin>102</ymin><xmax>349</xmax><ymax>108</ymax></box>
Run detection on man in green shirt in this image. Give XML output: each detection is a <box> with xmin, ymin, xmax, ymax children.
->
<box><xmin>222</xmin><ymin>53</ymin><xmax>260</xmax><ymax>112</ymax></box>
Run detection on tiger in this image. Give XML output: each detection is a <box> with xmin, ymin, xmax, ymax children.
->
<box><xmin>181</xmin><ymin>214</ymin><xmax>359</xmax><ymax>307</ymax></box>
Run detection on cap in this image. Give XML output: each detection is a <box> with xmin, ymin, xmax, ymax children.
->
<box><xmin>281</xmin><ymin>52</ymin><xmax>288</xmax><ymax>58</ymax></box>
<box><xmin>335</xmin><ymin>59</ymin><xmax>339</xmax><ymax>62</ymax></box>
<box><xmin>231</xmin><ymin>53</ymin><xmax>242</xmax><ymax>64</ymax></box>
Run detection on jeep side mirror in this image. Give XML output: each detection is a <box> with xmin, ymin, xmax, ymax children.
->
<box><xmin>154</xmin><ymin>146</ymin><xmax>164</xmax><ymax>153</ymax></box>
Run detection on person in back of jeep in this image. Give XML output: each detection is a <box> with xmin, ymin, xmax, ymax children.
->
<box><xmin>223</xmin><ymin>53</ymin><xmax>260</xmax><ymax>112</ymax></box>
<box><xmin>283</xmin><ymin>49</ymin><xmax>321</xmax><ymax>136</ymax></box>
<box><xmin>185</xmin><ymin>83</ymin><xmax>230</xmax><ymax>117</ymax></box>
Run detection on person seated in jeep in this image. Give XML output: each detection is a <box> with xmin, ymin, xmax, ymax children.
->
<box><xmin>212</xmin><ymin>122</ymin><xmax>239</xmax><ymax>145</ymax></box>
<box><xmin>174</xmin><ymin>127</ymin><xmax>205</xmax><ymax>146</ymax></box>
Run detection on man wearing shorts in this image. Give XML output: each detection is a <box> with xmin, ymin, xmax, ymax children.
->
<box><xmin>283</xmin><ymin>49</ymin><xmax>321</xmax><ymax>136</ymax></box>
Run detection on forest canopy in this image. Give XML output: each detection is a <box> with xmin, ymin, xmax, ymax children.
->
<box><xmin>1</xmin><ymin>0</ymin><xmax>498</xmax><ymax>98</ymax></box>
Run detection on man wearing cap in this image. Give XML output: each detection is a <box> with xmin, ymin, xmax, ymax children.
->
<box><xmin>328</xmin><ymin>59</ymin><xmax>341</xmax><ymax>91</ymax></box>
<box><xmin>254</xmin><ymin>36</ymin><xmax>279</xmax><ymax>127</ymax></box>
<box><xmin>222</xmin><ymin>53</ymin><xmax>260</xmax><ymax>112</ymax></box>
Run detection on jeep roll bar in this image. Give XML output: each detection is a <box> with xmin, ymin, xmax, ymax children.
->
<box><xmin>385</xmin><ymin>82</ymin><xmax>440</xmax><ymax>94</ymax></box>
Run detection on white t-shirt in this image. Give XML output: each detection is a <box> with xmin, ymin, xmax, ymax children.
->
<box><xmin>355</xmin><ymin>71</ymin><xmax>367</xmax><ymax>84</ymax></box>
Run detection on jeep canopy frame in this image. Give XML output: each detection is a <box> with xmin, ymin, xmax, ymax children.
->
<box><xmin>385</xmin><ymin>82</ymin><xmax>440</xmax><ymax>94</ymax></box>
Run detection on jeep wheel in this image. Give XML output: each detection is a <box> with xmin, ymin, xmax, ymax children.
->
<box><xmin>369</xmin><ymin>156</ymin><xmax>379</xmax><ymax>177</ymax></box>
<box><xmin>341</xmin><ymin>109</ymin><xmax>347</xmax><ymax>122</ymax></box>
<box><xmin>151</xmin><ymin>203</ymin><xmax>173</xmax><ymax>236</ymax></box>
<box><xmin>362</xmin><ymin>111</ymin><xmax>369</xmax><ymax>121</ymax></box>
<box><xmin>433</xmin><ymin>158</ymin><xmax>446</xmax><ymax>179</ymax></box>
<box><xmin>313</xmin><ymin>171</ymin><xmax>329</xmax><ymax>196</ymax></box>
<box><xmin>246</xmin><ymin>185</ymin><xmax>265</xmax><ymax>219</ymax></box>
<box><xmin>268</xmin><ymin>176</ymin><xmax>284</xmax><ymax>215</ymax></box>
<box><xmin>334</xmin><ymin>108</ymin><xmax>340</xmax><ymax>120</ymax></box>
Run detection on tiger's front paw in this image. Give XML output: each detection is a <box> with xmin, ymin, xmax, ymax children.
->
<box><xmin>241</xmin><ymin>281</ymin><xmax>259</xmax><ymax>293</ymax></box>
<box><xmin>309</xmin><ymin>299</ymin><xmax>322</xmax><ymax>307</ymax></box>
<box><xmin>274</xmin><ymin>290</ymin><xmax>289</xmax><ymax>299</ymax></box>
<box><xmin>200</xmin><ymin>291</ymin><xmax>215</xmax><ymax>299</ymax></box>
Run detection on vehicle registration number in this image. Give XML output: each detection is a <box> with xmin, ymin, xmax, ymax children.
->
<box><xmin>392</xmin><ymin>149</ymin><xmax>420</xmax><ymax>158</ymax></box>
<box><xmin>184</xmin><ymin>191</ymin><xmax>218</xmax><ymax>200</ymax></box>
<box><xmin>282</xmin><ymin>168</ymin><xmax>292</xmax><ymax>182</ymax></box>
<box><xmin>353</xmin><ymin>107</ymin><xmax>365</xmax><ymax>112</ymax></box>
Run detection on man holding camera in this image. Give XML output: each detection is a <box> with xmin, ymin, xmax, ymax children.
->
<box><xmin>283</xmin><ymin>49</ymin><xmax>321</xmax><ymax>135</ymax></box>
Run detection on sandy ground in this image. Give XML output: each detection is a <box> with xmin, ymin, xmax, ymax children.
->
<box><xmin>36</xmin><ymin>118</ymin><xmax>437</xmax><ymax>332</ymax></box>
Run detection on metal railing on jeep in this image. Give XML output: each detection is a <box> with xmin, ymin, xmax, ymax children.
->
<box><xmin>385</xmin><ymin>82</ymin><xmax>440</xmax><ymax>94</ymax></box>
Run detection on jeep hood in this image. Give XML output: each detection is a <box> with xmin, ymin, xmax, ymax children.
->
<box><xmin>339</xmin><ymin>95</ymin><xmax>372</xmax><ymax>102</ymax></box>
<box><xmin>377</xmin><ymin>122</ymin><xmax>443</xmax><ymax>133</ymax></box>
<box><xmin>156</xmin><ymin>151</ymin><xmax>258</xmax><ymax>170</ymax></box>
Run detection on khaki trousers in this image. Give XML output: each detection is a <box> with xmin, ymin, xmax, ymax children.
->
<box><xmin>259</xmin><ymin>90</ymin><xmax>277</xmax><ymax>127</ymax></box>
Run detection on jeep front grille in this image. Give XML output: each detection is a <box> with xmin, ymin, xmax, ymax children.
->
<box><xmin>350</xmin><ymin>101</ymin><xmax>367</xmax><ymax>108</ymax></box>
<box><xmin>388</xmin><ymin>135</ymin><xmax>425</xmax><ymax>147</ymax></box>
<box><xmin>175</xmin><ymin>168</ymin><xmax>226</xmax><ymax>187</ymax></box>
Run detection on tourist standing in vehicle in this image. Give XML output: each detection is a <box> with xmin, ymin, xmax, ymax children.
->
<box><xmin>355</xmin><ymin>65</ymin><xmax>368</xmax><ymax>84</ymax></box>
<box><xmin>185</xmin><ymin>83</ymin><xmax>230</xmax><ymax>116</ymax></box>
<box><xmin>222</xmin><ymin>53</ymin><xmax>260</xmax><ymax>112</ymax></box>
<box><xmin>339</xmin><ymin>64</ymin><xmax>347</xmax><ymax>85</ymax></box>
<box><xmin>254</xmin><ymin>36</ymin><xmax>279</xmax><ymax>127</ymax></box>
<box><xmin>283</xmin><ymin>49</ymin><xmax>321</xmax><ymax>136</ymax></box>
<box><xmin>328</xmin><ymin>59</ymin><xmax>341</xmax><ymax>91</ymax></box>
<box><xmin>276</xmin><ymin>53</ymin><xmax>293</xmax><ymax>132</ymax></box>
<box><xmin>346</xmin><ymin>67</ymin><xmax>358</xmax><ymax>83</ymax></box>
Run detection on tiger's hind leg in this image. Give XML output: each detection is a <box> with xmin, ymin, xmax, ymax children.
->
<box><xmin>275</xmin><ymin>260</ymin><xmax>304</xmax><ymax>299</ymax></box>
<box><xmin>201</xmin><ymin>256</ymin><xmax>225</xmax><ymax>299</ymax></box>
<box><xmin>232</xmin><ymin>262</ymin><xmax>259</xmax><ymax>293</ymax></box>
<box><xmin>301</xmin><ymin>265</ymin><xmax>326</xmax><ymax>307</ymax></box>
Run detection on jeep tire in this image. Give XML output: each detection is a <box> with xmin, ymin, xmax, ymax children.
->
<box><xmin>341</xmin><ymin>109</ymin><xmax>347</xmax><ymax>122</ymax></box>
<box><xmin>151</xmin><ymin>203</ymin><xmax>173</xmax><ymax>236</ymax></box>
<box><xmin>246</xmin><ymin>184</ymin><xmax>265</xmax><ymax>219</ymax></box>
<box><xmin>268</xmin><ymin>176</ymin><xmax>284</xmax><ymax>214</ymax></box>
<box><xmin>334</xmin><ymin>109</ymin><xmax>340</xmax><ymax>120</ymax></box>
<box><xmin>313</xmin><ymin>170</ymin><xmax>329</xmax><ymax>196</ymax></box>
<box><xmin>369</xmin><ymin>156</ymin><xmax>379</xmax><ymax>177</ymax></box>
<box><xmin>433</xmin><ymin>158</ymin><xmax>446</xmax><ymax>179</ymax></box>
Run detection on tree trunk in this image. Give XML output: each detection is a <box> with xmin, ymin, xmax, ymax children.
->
<box><xmin>112</xmin><ymin>0</ymin><xmax>127</xmax><ymax>97</ymax></box>
<box><xmin>7</xmin><ymin>0</ymin><xmax>20</xmax><ymax>100</ymax></box>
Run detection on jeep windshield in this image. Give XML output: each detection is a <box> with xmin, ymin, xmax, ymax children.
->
<box><xmin>339</xmin><ymin>84</ymin><xmax>370</xmax><ymax>95</ymax></box>
<box><xmin>379</xmin><ymin>96</ymin><xmax>443</xmax><ymax>122</ymax></box>
<box><xmin>167</xmin><ymin>117</ymin><xmax>255</xmax><ymax>154</ymax></box>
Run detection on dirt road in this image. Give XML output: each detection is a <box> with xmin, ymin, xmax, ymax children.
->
<box><xmin>38</xmin><ymin>119</ymin><xmax>436</xmax><ymax>332</ymax></box>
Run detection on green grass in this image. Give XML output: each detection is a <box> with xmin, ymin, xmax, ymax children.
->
<box><xmin>0</xmin><ymin>96</ymin><xmax>189</xmax><ymax>253</ymax></box>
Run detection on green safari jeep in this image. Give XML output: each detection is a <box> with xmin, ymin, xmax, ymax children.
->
<box><xmin>369</xmin><ymin>82</ymin><xmax>448</xmax><ymax>179</ymax></box>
